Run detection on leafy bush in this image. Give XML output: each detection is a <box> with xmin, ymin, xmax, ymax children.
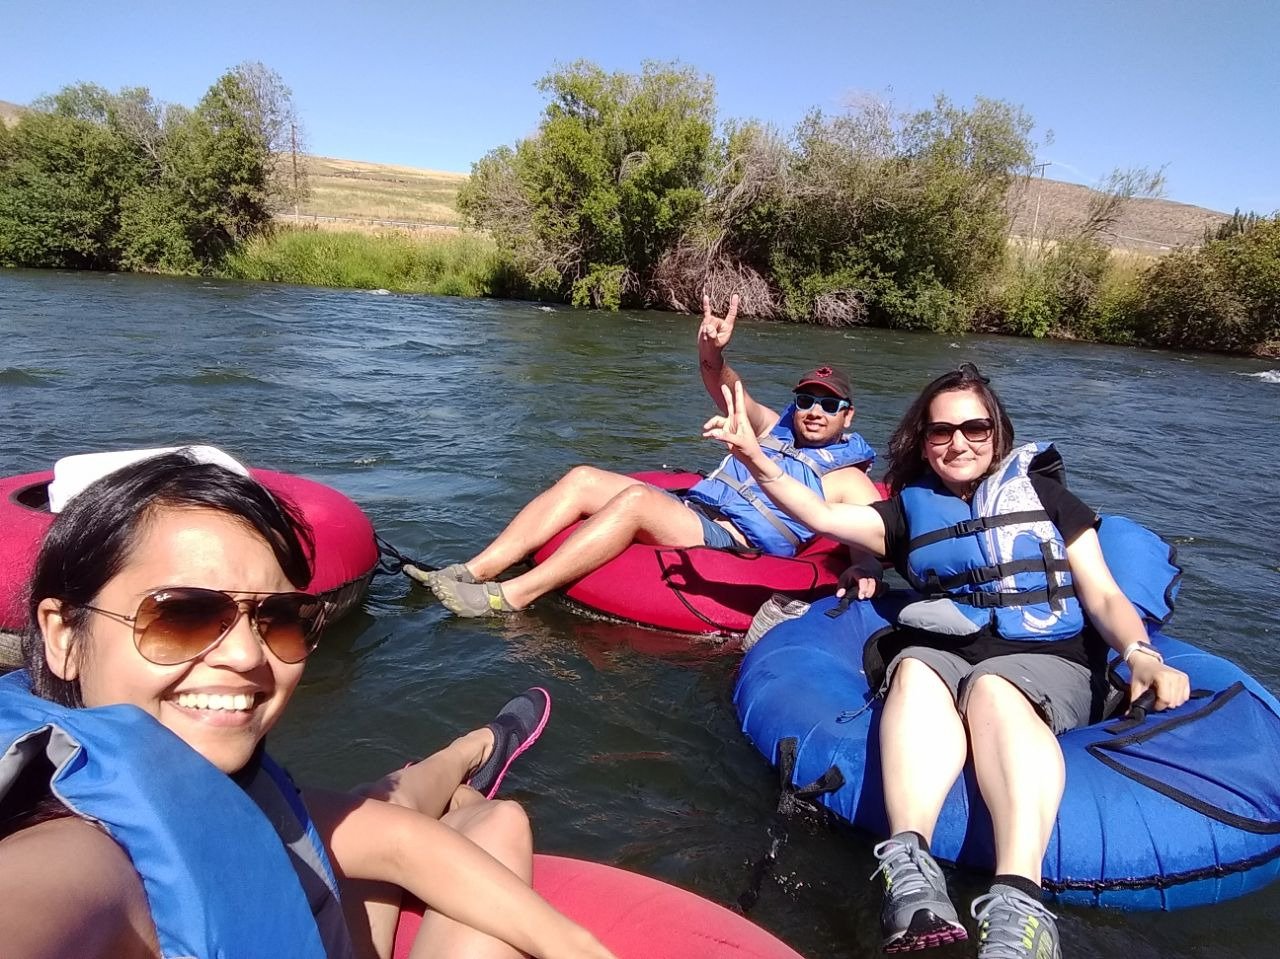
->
<box><xmin>0</xmin><ymin>64</ymin><xmax>302</xmax><ymax>273</ymax></box>
<box><xmin>1134</xmin><ymin>217</ymin><xmax>1279</xmax><ymax>354</ymax></box>
<box><xmin>459</xmin><ymin>60</ymin><xmax>715</xmax><ymax>307</ymax></box>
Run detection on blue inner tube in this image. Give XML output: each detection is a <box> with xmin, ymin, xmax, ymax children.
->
<box><xmin>734</xmin><ymin>593</ymin><xmax>1280</xmax><ymax>911</ymax></box>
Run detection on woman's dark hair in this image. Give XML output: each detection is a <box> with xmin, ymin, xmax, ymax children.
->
<box><xmin>22</xmin><ymin>451</ymin><xmax>314</xmax><ymax>708</ymax></box>
<box><xmin>882</xmin><ymin>363</ymin><xmax>1015</xmax><ymax>495</ymax></box>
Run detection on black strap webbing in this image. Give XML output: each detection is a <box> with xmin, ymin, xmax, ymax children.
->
<box><xmin>737</xmin><ymin>737</ymin><xmax>844</xmax><ymax>913</ymax></box>
<box><xmin>906</xmin><ymin>509</ymin><xmax>1051</xmax><ymax>552</ymax></box>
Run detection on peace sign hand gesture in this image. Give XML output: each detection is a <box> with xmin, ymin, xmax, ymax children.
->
<box><xmin>698</xmin><ymin>293</ymin><xmax>740</xmax><ymax>352</ymax></box>
<box><xmin>703</xmin><ymin>381</ymin><xmax>767</xmax><ymax>469</ymax></box>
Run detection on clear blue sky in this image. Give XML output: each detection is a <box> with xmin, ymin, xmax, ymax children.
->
<box><xmin>3</xmin><ymin>0</ymin><xmax>1276</xmax><ymax>214</ymax></box>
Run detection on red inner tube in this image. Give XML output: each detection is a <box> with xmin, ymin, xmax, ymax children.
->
<box><xmin>393</xmin><ymin>854</ymin><xmax>804</xmax><ymax>959</ymax></box>
<box><xmin>0</xmin><ymin>469</ymin><xmax>378</xmax><ymax>633</ymax></box>
<box><xmin>532</xmin><ymin>470</ymin><xmax>885</xmax><ymax>636</ymax></box>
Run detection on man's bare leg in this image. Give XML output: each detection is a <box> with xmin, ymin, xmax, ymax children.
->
<box><xmin>497</xmin><ymin>483</ymin><xmax>706</xmax><ymax>608</ymax></box>
<box><xmin>465</xmin><ymin>466</ymin><xmax>643</xmax><ymax>580</ymax></box>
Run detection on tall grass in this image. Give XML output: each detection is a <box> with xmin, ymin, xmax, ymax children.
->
<box><xmin>223</xmin><ymin>227</ymin><xmax>524</xmax><ymax>298</ymax></box>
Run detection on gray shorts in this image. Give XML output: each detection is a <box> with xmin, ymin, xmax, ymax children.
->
<box><xmin>882</xmin><ymin>646</ymin><xmax>1109</xmax><ymax>735</ymax></box>
<box><xmin>657</xmin><ymin>488</ymin><xmax>743</xmax><ymax>549</ymax></box>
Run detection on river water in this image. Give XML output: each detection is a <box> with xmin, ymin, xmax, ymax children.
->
<box><xmin>2</xmin><ymin>268</ymin><xmax>1278</xmax><ymax>958</ymax></box>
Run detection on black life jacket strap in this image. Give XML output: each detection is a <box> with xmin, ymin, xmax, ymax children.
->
<box><xmin>930</xmin><ymin>556</ymin><xmax>1071</xmax><ymax>592</ymax></box>
<box><xmin>906</xmin><ymin>509</ymin><xmax>1051</xmax><ymax>552</ymax></box>
<box><xmin>946</xmin><ymin>583</ymin><xmax>1077</xmax><ymax>609</ymax></box>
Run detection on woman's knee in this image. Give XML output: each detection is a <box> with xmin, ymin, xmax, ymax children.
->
<box><xmin>962</xmin><ymin>671</ymin><xmax>1032</xmax><ymax>722</ymax></box>
<box><xmin>459</xmin><ymin>799</ymin><xmax>532</xmax><ymax>854</ymax></box>
<box><xmin>888</xmin><ymin>656</ymin><xmax>953</xmax><ymax>701</ymax></box>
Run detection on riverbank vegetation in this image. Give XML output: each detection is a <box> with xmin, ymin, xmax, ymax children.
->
<box><xmin>225</xmin><ymin>227</ymin><xmax>524</xmax><ymax>298</ymax></box>
<box><xmin>0</xmin><ymin>63</ymin><xmax>301</xmax><ymax>273</ymax></box>
<box><xmin>3</xmin><ymin>60</ymin><xmax>1276</xmax><ymax>356</ymax></box>
<box><xmin>456</xmin><ymin>60</ymin><xmax>1276</xmax><ymax>356</ymax></box>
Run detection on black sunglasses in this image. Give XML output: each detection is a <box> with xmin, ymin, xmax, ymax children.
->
<box><xmin>925</xmin><ymin>418</ymin><xmax>995</xmax><ymax>447</ymax></box>
<box><xmin>795</xmin><ymin>393</ymin><xmax>851</xmax><ymax>415</ymax></box>
<box><xmin>81</xmin><ymin>587</ymin><xmax>326</xmax><ymax>666</ymax></box>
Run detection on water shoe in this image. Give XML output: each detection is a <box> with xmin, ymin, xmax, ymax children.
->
<box><xmin>467</xmin><ymin>687</ymin><xmax>552</xmax><ymax>798</ymax></box>
<box><xmin>404</xmin><ymin>562</ymin><xmax>478</xmax><ymax>590</ymax></box>
<box><xmin>430</xmin><ymin>578</ymin><xmax>515</xmax><ymax>617</ymax></box>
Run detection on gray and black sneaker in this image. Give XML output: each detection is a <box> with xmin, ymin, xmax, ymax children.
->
<box><xmin>970</xmin><ymin>884</ymin><xmax>1061</xmax><ymax>959</ymax></box>
<box><xmin>871</xmin><ymin>836</ymin><xmax>968</xmax><ymax>953</ymax></box>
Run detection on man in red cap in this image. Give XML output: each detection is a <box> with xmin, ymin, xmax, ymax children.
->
<box><xmin>413</xmin><ymin>294</ymin><xmax>883</xmax><ymax>617</ymax></box>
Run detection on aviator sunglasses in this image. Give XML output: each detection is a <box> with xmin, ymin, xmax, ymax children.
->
<box><xmin>926</xmin><ymin>417</ymin><xmax>995</xmax><ymax>447</ymax></box>
<box><xmin>794</xmin><ymin>393</ymin><xmax>852</xmax><ymax>415</ymax></box>
<box><xmin>81</xmin><ymin>587</ymin><xmax>326</xmax><ymax>666</ymax></box>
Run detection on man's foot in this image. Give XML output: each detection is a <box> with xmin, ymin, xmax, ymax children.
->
<box><xmin>430</xmin><ymin>578</ymin><xmax>515</xmax><ymax>617</ymax></box>
<box><xmin>467</xmin><ymin>687</ymin><xmax>552</xmax><ymax>798</ymax></box>
<box><xmin>404</xmin><ymin>562</ymin><xmax>478</xmax><ymax>590</ymax></box>
<box><xmin>971</xmin><ymin>884</ymin><xmax>1061</xmax><ymax>959</ymax></box>
<box><xmin>872</xmin><ymin>835</ymin><xmax>968</xmax><ymax>953</ymax></box>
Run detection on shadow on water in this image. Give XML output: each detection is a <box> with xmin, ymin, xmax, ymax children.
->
<box><xmin>2</xmin><ymin>268</ymin><xmax>1279</xmax><ymax>957</ymax></box>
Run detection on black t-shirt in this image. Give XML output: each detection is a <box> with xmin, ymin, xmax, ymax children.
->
<box><xmin>870</xmin><ymin>463</ymin><xmax>1104</xmax><ymax>668</ymax></box>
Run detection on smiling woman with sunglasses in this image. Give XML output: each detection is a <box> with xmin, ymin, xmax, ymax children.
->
<box><xmin>706</xmin><ymin>364</ymin><xmax>1191</xmax><ymax>959</ymax></box>
<box><xmin>0</xmin><ymin>451</ymin><xmax>616</xmax><ymax>959</ymax></box>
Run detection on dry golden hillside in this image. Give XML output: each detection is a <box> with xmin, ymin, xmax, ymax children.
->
<box><xmin>283</xmin><ymin>156</ymin><xmax>466</xmax><ymax>230</ymax></box>
<box><xmin>0</xmin><ymin>99</ymin><xmax>28</xmax><ymax>127</ymax></box>
<box><xmin>291</xmin><ymin>155</ymin><xmax>1230</xmax><ymax>252</ymax></box>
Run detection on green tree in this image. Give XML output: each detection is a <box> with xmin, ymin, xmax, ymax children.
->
<box><xmin>460</xmin><ymin>60</ymin><xmax>715</xmax><ymax>307</ymax></box>
<box><xmin>1136</xmin><ymin>216</ymin><xmax>1280</xmax><ymax>353</ymax></box>
<box><xmin>0</xmin><ymin>63</ymin><xmax>304</xmax><ymax>273</ymax></box>
<box><xmin>0</xmin><ymin>84</ymin><xmax>143</xmax><ymax>268</ymax></box>
<box><xmin>771</xmin><ymin>95</ymin><xmax>1036</xmax><ymax>328</ymax></box>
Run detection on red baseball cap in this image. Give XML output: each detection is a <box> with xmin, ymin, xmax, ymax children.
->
<box><xmin>793</xmin><ymin>366</ymin><xmax>852</xmax><ymax>400</ymax></box>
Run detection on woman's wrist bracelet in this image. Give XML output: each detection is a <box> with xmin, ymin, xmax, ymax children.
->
<box><xmin>1121</xmin><ymin>640</ymin><xmax>1164</xmax><ymax>665</ymax></box>
<box><xmin>757</xmin><ymin>468</ymin><xmax>785</xmax><ymax>484</ymax></box>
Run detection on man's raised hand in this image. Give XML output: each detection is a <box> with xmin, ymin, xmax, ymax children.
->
<box><xmin>698</xmin><ymin>292</ymin><xmax>740</xmax><ymax>351</ymax></box>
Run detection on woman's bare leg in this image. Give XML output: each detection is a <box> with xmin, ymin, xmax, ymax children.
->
<box><xmin>965</xmin><ymin>674</ymin><xmax>1065</xmax><ymax>883</ymax></box>
<box><xmin>406</xmin><ymin>799</ymin><xmax>533</xmax><ymax>959</ymax></box>
<box><xmin>879</xmin><ymin>657</ymin><xmax>968</xmax><ymax>841</ymax></box>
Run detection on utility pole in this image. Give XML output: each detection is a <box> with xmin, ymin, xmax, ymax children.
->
<box><xmin>291</xmin><ymin>122</ymin><xmax>300</xmax><ymax>217</ymax></box>
<box><xmin>1029</xmin><ymin>161</ymin><xmax>1050</xmax><ymax>247</ymax></box>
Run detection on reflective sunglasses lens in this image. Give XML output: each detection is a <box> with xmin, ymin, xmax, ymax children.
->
<box><xmin>255</xmin><ymin>592</ymin><xmax>323</xmax><ymax>664</ymax></box>
<box><xmin>136</xmin><ymin>588</ymin><xmax>237</xmax><ymax>665</ymax></box>
<box><xmin>796</xmin><ymin>394</ymin><xmax>845</xmax><ymax>414</ymax></box>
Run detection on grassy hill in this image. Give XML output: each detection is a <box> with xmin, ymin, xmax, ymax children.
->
<box><xmin>294</xmin><ymin>154</ymin><xmax>1230</xmax><ymax>253</ymax></box>
<box><xmin>285</xmin><ymin>156</ymin><xmax>466</xmax><ymax>229</ymax></box>
<box><xmin>0</xmin><ymin>99</ymin><xmax>28</xmax><ymax>127</ymax></box>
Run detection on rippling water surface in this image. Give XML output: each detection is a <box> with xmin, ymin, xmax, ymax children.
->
<box><xmin>2</xmin><ymin>269</ymin><xmax>1278</xmax><ymax>958</ymax></box>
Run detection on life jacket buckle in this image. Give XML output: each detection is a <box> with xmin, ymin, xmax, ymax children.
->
<box><xmin>951</xmin><ymin>518</ymin><xmax>986</xmax><ymax>537</ymax></box>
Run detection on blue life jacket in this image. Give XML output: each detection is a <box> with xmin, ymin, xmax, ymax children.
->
<box><xmin>897</xmin><ymin>443</ymin><xmax>1085</xmax><ymax>642</ymax></box>
<box><xmin>0</xmin><ymin>671</ymin><xmax>353</xmax><ymax>959</ymax></box>
<box><xmin>685</xmin><ymin>404</ymin><xmax>876</xmax><ymax>557</ymax></box>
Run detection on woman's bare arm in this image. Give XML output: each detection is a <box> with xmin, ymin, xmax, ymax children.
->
<box><xmin>0</xmin><ymin>818</ymin><xmax>158</xmax><ymax>959</ymax></box>
<box><xmin>1067</xmin><ymin>528</ymin><xmax>1190</xmax><ymax>710</ymax></box>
